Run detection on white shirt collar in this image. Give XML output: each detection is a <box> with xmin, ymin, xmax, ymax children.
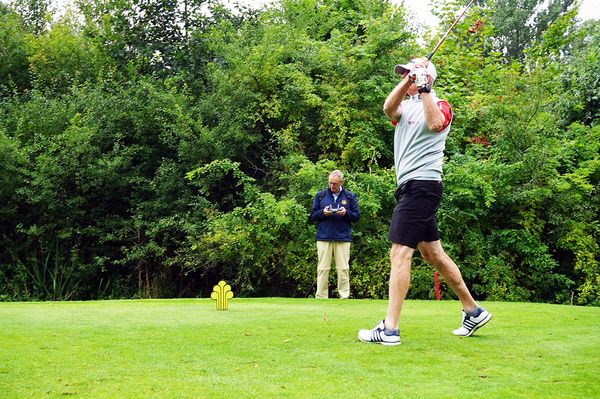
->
<box><xmin>332</xmin><ymin>187</ymin><xmax>343</xmax><ymax>199</ymax></box>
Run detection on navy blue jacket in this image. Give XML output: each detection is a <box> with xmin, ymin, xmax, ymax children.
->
<box><xmin>309</xmin><ymin>187</ymin><xmax>360</xmax><ymax>242</ymax></box>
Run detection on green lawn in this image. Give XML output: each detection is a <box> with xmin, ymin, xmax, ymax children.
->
<box><xmin>1</xmin><ymin>298</ymin><xmax>598</xmax><ymax>398</ymax></box>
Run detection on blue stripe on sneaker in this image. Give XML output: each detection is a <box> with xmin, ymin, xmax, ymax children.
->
<box><xmin>372</xmin><ymin>330</ymin><xmax>382</xmax><ymax>342</ymax></box>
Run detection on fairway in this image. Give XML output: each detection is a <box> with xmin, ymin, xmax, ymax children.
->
<box><xmin>1</xmin><ymin>299</ymin><xmax>599</xmax><ymax>398</ymax></box>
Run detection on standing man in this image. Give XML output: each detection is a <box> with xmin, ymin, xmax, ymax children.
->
<box><xmin>310</xmin><ymin>170</ymin><xmax>360</xmax><ymax>299</ymax></box>
<box><xmin>358</xmin><ymin>58</ymin><xmax>491</xmax><ymax>345</ymax></box>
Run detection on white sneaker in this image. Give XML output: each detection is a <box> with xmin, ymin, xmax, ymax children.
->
<box><xmin>453</xmin><ymin>308</ymin><xmax>492</xmax><ymax>337</ymax></box>
<box><xmin>358</xmin><ymin>320</ymin><xmax>400</xmax><ymax>346</ymax></box>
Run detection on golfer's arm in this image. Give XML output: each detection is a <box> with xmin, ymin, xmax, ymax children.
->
<box><xmin>383</xmin><ymin>77</ymin><xmax>412</xmax><ymax>121</ymax></box>
<box><xmin>421</xmin><ymin>93</ymin><xmax>445</xmax><ymax>132</ymax></box>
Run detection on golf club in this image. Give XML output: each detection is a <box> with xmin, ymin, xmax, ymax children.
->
<box><xmin>394</xmin><ymin>0</ymin><xmax>479</xmax><ymax>77</ymax></box>
<box><xmin>426</xmin><ymin>0</ymin><xmax>477</xmax><ymax>60</ymax></box>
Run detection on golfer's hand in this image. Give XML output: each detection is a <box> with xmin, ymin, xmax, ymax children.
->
<box><xmin>338</xmin><ymin>207</ymin><xmax>347</xmax><ymax>216</ymax></box>
<box><xmin>323</xmin><ymin>206</ymin><xmax>332</xmax><ymax>216</ymax></box>
<box><xmin>413</xmin><ymin>67</ymin><xmax>429</xmax><ymax>87</ymax></box>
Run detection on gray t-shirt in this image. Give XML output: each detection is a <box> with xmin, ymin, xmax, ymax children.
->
<box><xmin>393</xmin><ymin>90</ymin><xmax>452</xmax><ymax>186</ymax></box>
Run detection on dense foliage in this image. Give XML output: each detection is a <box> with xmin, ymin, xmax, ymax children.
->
<box><xmin>0</xmin><ymin>0</ymin><xmax>598</xmax><ymax>304</ymax></box>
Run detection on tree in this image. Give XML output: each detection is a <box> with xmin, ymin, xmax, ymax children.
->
<box><xmin>10</xmin><ymin>0</ymin><xmax>50</xmax><ymax>34</ymax></box>
<box><xmin>78</xmin><ymin>0</ymin><xmax>210</xmax><ymax>77</ymax></box>
<box><xmin>556</xmin><ymin>20</ymin><xmax>600</xmax><ymax>126</ymax></box>
<box><xmin>487</xmin><ymin>0</ymin><xmax>576</xmax><ymax>60</ymax></box>
<box><xmin>0</xmin><ymin>0</ymin><xmax>598</xmax><ymax>304</ymax></box>
<box><xmin>28</xmin><ymin>18</ymin><xmax>106</xmax><ymax>91</ymax></box>
<box><xmin>0</xmin><ymin>9</ymin><xmax>31</xmax><ymax>92</ymax></box>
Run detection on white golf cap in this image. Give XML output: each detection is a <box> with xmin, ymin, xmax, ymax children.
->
<box><xmin>394</xmin><ymin>58</ymin><xmax>437</xmax><ymax>81</ymax></box>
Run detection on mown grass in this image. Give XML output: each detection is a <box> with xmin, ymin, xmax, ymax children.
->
<box><xmin>0</xmin><ymin>298</ymin><xmax>598</xmax><ymax>398</ymax></box>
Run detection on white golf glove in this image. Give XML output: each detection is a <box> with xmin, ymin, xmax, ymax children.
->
<box><xmin>414</xmin><ymin>68</ymin><xmax>428</xmax><ymax>88</ymax></box>
<box><xmin>414</xmin><ymin>67</ymin><xmax>432</xmax><ymax>94</ymax></box>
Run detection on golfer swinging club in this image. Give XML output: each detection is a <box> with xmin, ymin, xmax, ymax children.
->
<box><xmin>358</xmin><ymin>57</ymin><xmax>492</xmax><ymax>345</ymax></box>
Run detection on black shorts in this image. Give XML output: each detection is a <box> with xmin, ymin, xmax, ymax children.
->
<box><xmin>388</xmin><ymin>180</ymin><xmax>443</xmax><ymax>248</ymax></box>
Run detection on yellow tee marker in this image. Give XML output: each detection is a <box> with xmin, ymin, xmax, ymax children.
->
<box><xmin>211</xmin><ymin>280</ymin><xmax>234</xmax><ymax>310</ymax></box>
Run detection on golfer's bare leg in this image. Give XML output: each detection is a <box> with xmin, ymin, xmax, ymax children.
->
<box><xmin>385</xmin><ymin>243</ymin><xmax>414</xmax><ymax>330</ymax></box>
<box><xmin>418</xmin><ymin>240</ymin><xmax>478</xmax><ymax>313</ymax></box>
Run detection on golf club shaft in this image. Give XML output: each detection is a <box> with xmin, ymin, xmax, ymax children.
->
<box><xmin>426</xmin><ymin>0</ymin><xmax>476</xmax><ymax>60</ymax></box>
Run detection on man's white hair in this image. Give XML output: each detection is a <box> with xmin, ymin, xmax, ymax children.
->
<box><xmin>330</xmin><ymin>170</ymin><xmax>344</xmax><ymax>180</ymax></box>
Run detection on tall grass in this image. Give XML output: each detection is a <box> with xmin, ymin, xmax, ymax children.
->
<box><xmin>13</xmin><ymin>240</ymin><xmax>80</xmax><ymax>301</ymax></box>
<box><xmin>0</xmin><ymin>298</ymin><xmax>598</xmax><ymax>398</ymax></box>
